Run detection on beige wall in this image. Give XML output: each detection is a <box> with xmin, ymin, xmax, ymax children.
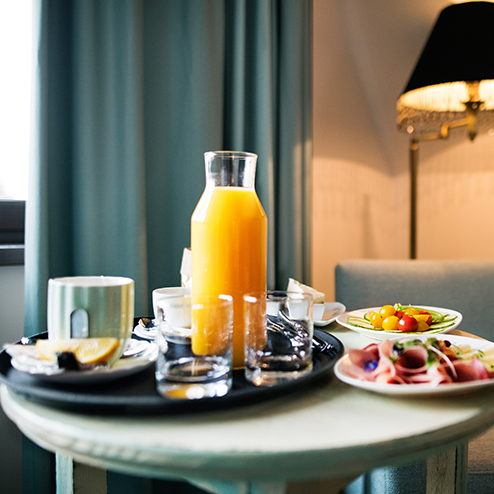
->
<box><xmin>418</xmin><ymin>133</ymin><xmax>494</xmax><ymax>258</ymax></box>
<box><xmin>312</xmin><ymin>0</ymin><xmax>494</xmax><ymax>301</ymax></box>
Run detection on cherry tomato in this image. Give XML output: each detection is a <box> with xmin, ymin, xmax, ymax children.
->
<box><xmin>382</xmin><ymin>315</ymin><xmax>399</xmax><ymax>331</ymax></box>
<box><xmin>398</xmin><ymin>314</ymin><xmax>418</xmax><ymax>332</ymax></box>
<box><xmin>369</xmin><ymin>311</ymin><xmax>383</xmax><ymax>329</ymax></box>
<box><xmin>418</xmin><ymin>310</ymin><xmax>433</xmax><ymax>325</ymax></box>
<box><xmin>395</xmin><ymin>310</ymin><xmax>404</xmax><ymax>319</ymax></box>
<box><xmin>404</xmin><ymin>307</ymin><xmax>419</xmax><ymax>316</ymax></box>
<box><xmin>416</xmin><ymin>321</ymin><xmax>429</xmax><ymax>332</ymax></box>
<box><xmin>379</xmin><ymin>305</ymin><xmax>396</xmax><ymax>318</ymax></box>
<box><xmin>415</xmin><ymin>314</ymin><xmax>431</xmax><ymax>326</ymax></box>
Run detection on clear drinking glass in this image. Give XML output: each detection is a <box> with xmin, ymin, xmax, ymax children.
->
<box><xmin>244</xmin><ymin>291</ymin><xmax>313</xmax><ymax>386</ymax></box>
<box><xmin>155</xmin><ymin>294</ymin><xmax>233</xmax><ymax>399</ymax></box>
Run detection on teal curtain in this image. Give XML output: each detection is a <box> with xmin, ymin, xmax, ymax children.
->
<box><xmin>25</xmin><ymin>0</ymin><xmax>312</xmax><ymax>334</ymax></box>
<box><xmin>23</xmin><ymin>0</ymin><xmax>311</xmax><ymax>492</ymax></box>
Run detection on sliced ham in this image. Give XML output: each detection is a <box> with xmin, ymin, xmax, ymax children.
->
<box><xmin>401</xmin><ymin>364</ymin><xmax>452</xmax><ymax>386</ymax></box>
<box><xmin>343</xmin><ymin>338</ymin><xmax>491</xmax><ymax>387</ymax></box>
<box><xmin>348</xmin><ymin>344</ymin><xmax>379</xmax><ymax>371</ymax></box>
<box><xmin>453</xmin><ymin>358</ymin><xmax>489</xmax><ymax>382</ymax></box>
<box><xmin>378</xmin><ymin>339</ymin><xmax>395</xmax><ymax>359</ymax></box>
<box><xmin>394</xmin><ymin>345</ymin><xmax>428</xmax><ymax>374</ymax></box>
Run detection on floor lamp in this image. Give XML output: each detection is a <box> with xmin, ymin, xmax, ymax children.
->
<box><xmin>397</xmin><ymin>1</ymin><xmax>494</xmax><ymax>259</ymax></box>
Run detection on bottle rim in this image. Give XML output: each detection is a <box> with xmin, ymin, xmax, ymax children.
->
<box><xmin>204</xmin><ymin>150</ymin><xmax>257</xmax><ymax>160</ymax></box>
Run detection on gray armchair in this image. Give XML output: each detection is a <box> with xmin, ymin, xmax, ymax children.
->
<box><xmin>335</xmin><ymin>259</ymin><xmax>494</xmax><ymax>494</ymax></box>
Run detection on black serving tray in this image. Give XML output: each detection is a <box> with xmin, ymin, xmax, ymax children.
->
<box><xmin>0</xmin><ymin>329</ymin><xmax>344</xmax><ymax>415</ymax></box>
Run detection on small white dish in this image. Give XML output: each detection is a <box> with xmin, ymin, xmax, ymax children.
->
<box><xmin>334</xmin><ymin>334</ymin><xmax>494</xmax><ymax>396</ymax></box>
<box><xmin>133</xmin><ymin>322</ymin><xmax>158</xmax><ymax>340</ymax></box>
<box><xmin>9</xmin><ymin>338</ymin><xmax>158</xmax><ymax>385</ymax></box>
<box><xmin>336</xmin><ymin>305</ymin><xmax>462</xmax><ymax>340</ymax></box>
<box><xmin>133</xmin><ymin>320</ymin><xmax>192</xmax><ymax>341</ymax></box>
<box><xmin>123</xmin><ymin>338</ymin><xmax>149</xmax><ymax>357</ymax></box>
<box><xmin>314</xmin><ymin>302</ymin><xmax>346</xmax><ymax>327</ymax></box>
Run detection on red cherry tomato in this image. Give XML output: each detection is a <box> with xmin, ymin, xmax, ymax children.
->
<box><xmin>395</xmin><ymin>310</ymin><xmax>404</xmax><ymax>319</ymax></box>
<box><xmin>398</xmin><ymin>314</ymin><xmax>418</xmax><ymax>332</ymax></box>
<box><xmin>418</xmin><ymin>310</ymin><xmax>433</xmax><ymax>325</ymax></box>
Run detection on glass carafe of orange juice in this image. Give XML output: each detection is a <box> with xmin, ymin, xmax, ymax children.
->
<box><xmin>191</xmin><ymin>151</ymin><xmax>267</xmax><ymax>369</ymax></box>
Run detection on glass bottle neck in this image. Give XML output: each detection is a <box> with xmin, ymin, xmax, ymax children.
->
<box><xmin>204</xmin><ymin>151</ymin><xmax>257</xmax><ymax>188</ymax></box>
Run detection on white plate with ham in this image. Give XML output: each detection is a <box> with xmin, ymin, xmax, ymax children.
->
<box><xmin>334</xmin><ymin>334</ymin><xmax>494</xmax><ymax>396</ymax></box>
<box><xmin>336</xmin><ymin>305</ymin><xmax>462</xmax><ymax>340</ymax></box>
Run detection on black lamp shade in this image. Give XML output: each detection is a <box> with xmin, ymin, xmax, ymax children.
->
<box><xmin>404</xmin><ymin>2</ymin><xmax>494</xmax><ymax>93</ymax></box>
<box><xmin>397</xmin><ymin>1</ymin><xmax>494</xmax><ymax>135</ymax></box>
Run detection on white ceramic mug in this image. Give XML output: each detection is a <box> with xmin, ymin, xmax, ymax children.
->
<box><xmin>47</xmin><ymin>276</ymin><xmax>135</xmax><ymax>363</ymax></box>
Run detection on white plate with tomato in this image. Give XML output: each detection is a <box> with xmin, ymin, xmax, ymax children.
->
<box><xmin>336</xmin><ymin>304</ymin><xmax>462</xmax><ymax>340</ymax></box>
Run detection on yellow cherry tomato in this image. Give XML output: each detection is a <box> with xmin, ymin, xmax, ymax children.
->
<box><xmin>414</xmin><ymin>314</ymin><xmax>431</xmax><ymax>325</ymax></box>
<box><xmin>379</xmin><ymin>305</ymin><xmax>396</xmax><ymax>318</ymax></box>
<box><xmin>416</xmin><ymin>321</ymin><xmax>430</xmax><ymax>332</ymax></box>
<box><xmin>382</xmin><ymin>315</ymin><xmax>399</xmax><ymax>331</ymax></box>
<box><xmin>404</xmin><ymin>307</ymin><xmax>419</xmax><ymax>316</ymax></box>
<box><xmin>369</xmin><ymin>311</ymin><xmax>383</xmax><ymax>329</ymax></box>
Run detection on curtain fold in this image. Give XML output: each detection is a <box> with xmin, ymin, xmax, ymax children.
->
<box><xmin>223</xmin><ymin>0</ymin><xmax>313</xmax><ymax>289</ymax></box>
<box><xmin>25</xmin><ymin>0</ymin><xmax>312</xmax><ymax>328</ymax></box>
<box><xmin>24</xmin><ymin>2</ymin><xmax>312</xmax><ymax>491</ymax></box>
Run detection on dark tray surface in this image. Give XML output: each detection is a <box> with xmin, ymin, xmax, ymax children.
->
<box><xmin>0</xmin><ymin>330</ymin><xmax>344</xmax><ymax>415</ymax></box>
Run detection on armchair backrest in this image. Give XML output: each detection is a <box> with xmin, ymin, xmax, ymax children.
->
<box><xmin>335</xmin><ymin>260</ymin><xmax>494</xmax><ymax>340</ymax></box>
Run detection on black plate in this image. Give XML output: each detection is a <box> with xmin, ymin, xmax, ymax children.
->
<box><xmin>0</xmin><ymin>330</ymin><xmax>344</xmax><ymax>415</ymax></box>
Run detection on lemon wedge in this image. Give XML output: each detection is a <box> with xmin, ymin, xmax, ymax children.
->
<box><xmin>287</xmin><ymin>278</ymin><xmax>325</xmax><ymax>304</ymax></box>
<box><xmin>36</xmin><ymin>337</ymin><xmax>120</xmax><ymax>365</ymax></box>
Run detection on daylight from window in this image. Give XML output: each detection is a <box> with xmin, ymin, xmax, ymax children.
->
<box><xmin>0</xmin><ymin>1</ymin><xmax>32</xmax><ymax>200</ymax></box>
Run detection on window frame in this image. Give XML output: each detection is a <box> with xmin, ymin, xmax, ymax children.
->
<box><xmin>0</xmin><ymin>200</ymin><xmax>25</xmax><ymax>266</ymax></box>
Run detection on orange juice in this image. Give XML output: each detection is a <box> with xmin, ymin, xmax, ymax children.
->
<box><xmin>191</xmin><ymin>186</ymin><xmax>267</xmax><ymax>368</ymax></box>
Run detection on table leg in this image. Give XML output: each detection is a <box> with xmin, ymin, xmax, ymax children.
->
<box><xmin>55</xmin><ymin>453</ymin><xmax>107</xmax><ymax>494</ymax></box>
<box><xmin>426</xmin><ymin>443</ymin><xmax>467</xmax><ymax>494</ymax></box>
<box><xmin>191</xmin><ymin>480</ymin><xmax>286</xmax><ymax>494</ymax></box>
<box><xmin>57</xmin><ymin>447</ymin><xmax>466</xmax><ymax>494</ymax></box>
<box><xmin>55</xmin><ymin>457</ymin><xmax>353</xmax><ymax>494</ymax></box>
<box><xmin>190</xmin><ymin>478</ymin><xmax>357</xmax><ymax>494</ymax></box>
<box><xmin>286</xmin><ymin>477</ymin><xmax>358</xmax><ymax>493</ymax></box>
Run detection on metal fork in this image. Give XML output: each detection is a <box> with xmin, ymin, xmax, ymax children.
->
<box><xmin>267</xmin><ymin>312</ymin><xmax>333</xmax><ymax>353</ymax></box>
<box><xmin>278</xmin><ymin>310</ymin><xmax>333</xmax><ymax>352</ymax></box>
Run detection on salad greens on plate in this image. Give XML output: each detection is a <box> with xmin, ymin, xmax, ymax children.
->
<box><xmin>336</xmin><ymin>304</ymin><xmax>463</xmax><ymax>341</ymax></box>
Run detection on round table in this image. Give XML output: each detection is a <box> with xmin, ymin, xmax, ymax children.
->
<box><xmin>2</xmin><ymin>326</ymin><xmax>494</xmax><ymax>494</ymax></box>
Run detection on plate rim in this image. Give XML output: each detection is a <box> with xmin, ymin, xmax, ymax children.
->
<box><xmin>6</xmin><ymin>334</ymin><xmax>157</xmax><ymax>385</ymax></box>
<box><xmin>334</xmin><ymin>333</ymin><xmax>494</xmax><ymax>396</ymax></box>
<box><xmin>336</xmin><ymin>305</ymin><xmax>463</xmax><ymax>340</ymax></box>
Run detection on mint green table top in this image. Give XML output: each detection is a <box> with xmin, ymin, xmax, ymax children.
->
<box><xmin>1</xmin><ymin>325</ymin><xmax>493</xmax><ymax>494</ymax></box>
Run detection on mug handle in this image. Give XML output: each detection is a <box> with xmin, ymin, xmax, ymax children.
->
<box><xmin>71</xmin><ymin>309</ymin><xmax>89</xmax><ymax>338</ymax></box>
